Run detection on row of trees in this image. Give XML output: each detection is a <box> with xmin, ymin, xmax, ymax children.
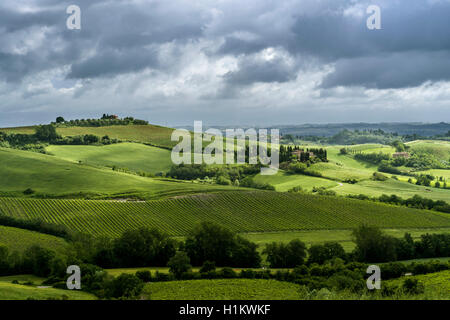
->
<box><xmin>52</xmin><ymin>116</ymin><xmax>148</xmax><ymax>127</ymax></box>
<box><xmin>348</xmin><ymin>193</ymin><xmax>450</xmax><ymax>214</ymax></box>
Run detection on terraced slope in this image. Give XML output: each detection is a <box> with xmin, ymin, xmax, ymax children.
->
<box><xmin>0</xmin><ymin>192</ymin><xmax>449</xmax><ymax>237</ymax></box>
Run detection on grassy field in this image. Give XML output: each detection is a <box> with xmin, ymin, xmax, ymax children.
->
<box><xmin>0</xmin><ymin>226</ymin><xmax>68</xmax><ymax>254</ymax></box>
<box><xmin>46</xmin><ymin>143</ymin><xmax>172</xmax><ymax>174</ymax></box>
<box><xmin>406</xmin><ymin>140</ymin><xmax>450</xmax><ymax>161</ymax></box>
<box><xmin>0</xmin><ymin>147</ymin><xmax>239</xmax><ymax>199</ymax></box>
<box><xmin>1</xmin><ymin>192</ymin><xmax>449</xmax><ymax>238</ymax></box>
<box><xmin>143</xmin><ymin>279</ymin><xmax>303</xmax><ymax>300</ymax></box>
<box><xmin>242</xmin><ymin>228</ymin><xmax>450</xmax><ymax>252</ymax></box>
<box><xmin>0</xmin><ymin>124</ymin><xmax>177</xmax><ymax>149</ymax></box>
<box><xmin>332</xmin><ymin>178</ymin><xmax>450</xmax><ymax>202</ymax></box>
<box><xmin>0</xmin><ymin>282</ymin><xmax>96</xmax><ymax>300</ymax></box>
<box><xmin>254</xmin><ymin>171</ymin><xmax>338</xmax><ymax>192</ymax></box>
<box><xmin>57</xmin><ymin>124</ymin><xmax>177</xmax><ymax>149</ymax></box>
<box><xmin>387</xmin><ymin>270</ymin><xmax>450</xmax><ymax>297</ymax></box>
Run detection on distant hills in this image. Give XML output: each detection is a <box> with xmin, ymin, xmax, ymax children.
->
<box><xmin>178</xmin><ymin>122</ymin><xmax>450</xmax><ymax>137</ymax></box>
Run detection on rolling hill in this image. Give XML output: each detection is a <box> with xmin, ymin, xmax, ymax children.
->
<box><xmin>0</xmin><ymin>225</ymin><xmax>68</xmax><ymax>254</ymax></box>
<box><xmin>0</xmin><ymin>192</ymin><xmax>449</xmax><ymax>238</ymax></box>
<box><xmin>46</xmin><ymin>143</ymin><xmax>172</xmax><ymax>174</ymax></box>
<box><xmin>0</xmin><ymin>147</ymin><xmax>239</xmax><ymax>199</ymax></box>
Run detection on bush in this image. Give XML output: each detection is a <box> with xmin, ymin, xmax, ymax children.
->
<box><xmin>263</xmin><ymin>239</ymin><xmax>307</xmax><ymax>268</ymax></box>
<box><xmin>402</xmin><ymin>278</ymin><xmax>424</xmax><ymax>295</ymax></box>
<box><xmin>23</xmin><ymin>188</ymin><xmax>35</xmax><ymax>195</ymax></box>
<box><xmin>167</xmin><ymin>251</ymin><xmax>192</xmax><ymax>279</ymax></box>
<box><xmin>135</xmin><ymin>270</ymin><xmax>152</xmax><ymax>282</ymax></box>
<box><xmin>105</xmin><ymin>274</ymin><xmax>144</xmax><ymax>299</ymax></box>
<box><xmin>200</xmin><ymin>261</ymin><xmax>216</xmax><ymax>273</ymax></box>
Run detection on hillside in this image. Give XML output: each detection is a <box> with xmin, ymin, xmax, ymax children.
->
<box><xmin>46</xmin><ymin>143</ymin><xmax>172</xmax><ymax>174</ymax></box>
<box><xmin>0</xmin><ymin>225</ymin><xmax>68</xmax><ymax>254</ymax></box>
<box><xmin>0</xmin><ymin>147</ymin><xmax>240</xmax><ymax>199</ymax></box>
<box><xmin>0</xmin><ymin>192</ymin><xmax>449</xmax><ymax>237</ymax></box>
<box><xmin>0</xmin><ymin>124</ymin><xmax>176</xmax><ymax>149</ymax></box>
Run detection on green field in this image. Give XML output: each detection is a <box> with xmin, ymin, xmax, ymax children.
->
<box><xmin>0</xmin><ymin>147</ymin><xmax>238</xmax><ymax>199</ymax></box>
<box><xmin>406</xmin><ymin>140</ymin><xmax>450</xmax><ymax>161</ymax></box>
<box><xmin>254</xmin><ymin>171</ymin><xmax>338</xmax><ymax>192</ymax></box>
<box><xmin>56</xmin><ymin>124</ymin><xmax>177</xmax><ymax>149</ymax></box>
<box><xmin>143</xmin><ymin>279</ymin><xmax>303</xmax><ymax>300</ymax></box>
<box><xmin>332</xmin><ymin>178</ymin><xmax>450</xmax><ymax>202</ymax></box>
<box><xmin>387</xmin><ymin>270</ymin><xmax>450</xmax><ymax>297</ymax></box>
<box><xmin>0</xmin><ymin>226</ymin><xmax>68</xmax><ymax>254</ymax></box>
<box><xmin>243</xmin><ymin>228</ymin><xmax>450</xmax><ymax>252</ymax></box>
<box><xmin>1</xmin><ymin>192</ymin><xmax>449</xmax><ymax>238</ymax></box>
<box><xmin>0</xmin><ymin>282</ymin><xmax>96</xmax><ymax>300</ymax></box>
<box><xmin>46</xmin><ymin>143</ymin><xmax>172</xmax><ymax>174</ymax></box>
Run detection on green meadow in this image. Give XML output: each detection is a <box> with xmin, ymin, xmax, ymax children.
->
<box><xmin>0</xmin><ymin>147</ymin><xmax>239</xmax><ymax>199</ymax></box>
<box><xmin>143</xmin><ymin>279</ymin><xmax>304</xmax><ymax>300</ymax></box>
<box><xmin>0</xmin><ymin>282</ymin><xmax>96</xmax><ymax>300</ymax></box>
<box><xmin>0</xmin><ymin>226</ymin><xmax>68</xmax><ymax>254</ymax></box>
<box><xmin>46</xmin><ymin>142</ymin><xmax>172</xmax><ymax>174</ymax></box>
<box><xmin>254</xmin><ymin>171</ymin><xmax>338</xmax><ymax>191</ymax></box>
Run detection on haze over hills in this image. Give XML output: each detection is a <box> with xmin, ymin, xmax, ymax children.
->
<box><xmin>176</xmin><ymin>122</ymin><xmax>450</xmax><ymax>137</ymax></box>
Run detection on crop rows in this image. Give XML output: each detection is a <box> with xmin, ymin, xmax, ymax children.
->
<box><xmin>1</xmin><ymin>192</ymin><xmax>450</xmax><ymax>237</ymax></box>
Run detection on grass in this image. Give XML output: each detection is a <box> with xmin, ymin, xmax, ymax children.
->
<box><xmin>0</xmin><ymin>225</ymin><xmax>68</xmax><ymax>254</ymax></box>
<box><xmin>0</xmin><ymin>147</ymin><xmax>239</xmax><ymax>199</ymax></box>
<box><xmin>387</xmin><ymin>270</ymin><xmax>450</xmax><ymax>297</ymax></box>
<box><xmin>1</xmin><ymin>192</ymin><xmax>449</xmax><ymax>238</ymax></box>
<box><xmin>242</xmin><ymin>228</ymin><xmax>450</xmax><ymax>252</ymax></box>
<box><xmin>406</xmin><ymin>140</ymin><xmax>450</xmax><ymax>161</ymax></box>
<box><xmin>0</xmin><ymin>275</ymin><xmax>46</xmax><ymax>285</ymax></box>
<box><xmin>0</xmin><ymin>282</ymin><xmax>96</xmax><ymax>300</ymax></box>
<box><xmin>253</xmin><ymin>171</ymin><xmax>338</xmax><ymax>192</ymax></box>
<box><xmin>332</xmin><ymin>178</ymin><xmax>450</xmax><ymax>202</ymax></box>
<box><xmin>56</xmin><ymin>124</ymin><xmax>177</xmax><ymax>149</ymax></box>
<box><xmin>143</xmin><ymin>279</ymin><xmax>303</xmax><ymax>300</ymax></box>
<box><xmin>46</xmin><ymin>142</ymin><xmax>172</xmax><ymax>174</ymax></box>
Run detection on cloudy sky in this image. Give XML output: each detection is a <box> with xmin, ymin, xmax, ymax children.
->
<box><xmin>1</xmin><ymin>0</ymin><xmax>450</xmax><ymax>127</ymax></box>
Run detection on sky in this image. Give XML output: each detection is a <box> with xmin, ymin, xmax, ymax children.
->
<box><xmin>0</xmin><ymin>0</ymin><xmax>450</xmax><ymax>127</ymax></box>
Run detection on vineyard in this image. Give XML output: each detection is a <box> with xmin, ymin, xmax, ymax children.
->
<box><xmin>0</xmin><ymin>192</ymin><xmax>449</xmax><ymax>237</ymax></box>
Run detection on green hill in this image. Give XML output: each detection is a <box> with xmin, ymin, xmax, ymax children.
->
<box><xmin>0</xmin><ymin>192</ymin><xmax>449</xmax><ymax>238</ymax></box>
<box><xmin>406</xmin><ymin>140</ymin><xmax>450</xmax><ymax>161</ymax></box>
<box><xmin>0</xmin><ymin>147</ymin><xmax>239</xmax><ymax>199</ymax></box>
<box><xmin>0</xmin><ymin>225</ymin><xmax>68</xmax><ymax>254</ymax></box>
<box><xmin>254</xmin><ymin>171</ymin><xmax>338</xmax><ymax>192</ymax></box>
<box><xmin>0</xmin><ymin>124</ymin><xmax>176</xmax><ymax>148</ymax></box>
<box><xmin>57</xmin><ymin>124</ymin><xmax>176</xmax><ymax>149</ymax></box>
<box><xmin>46</xmin><ymin>143</ymin><xmax>172</xmax><ymax>174</ymax></box>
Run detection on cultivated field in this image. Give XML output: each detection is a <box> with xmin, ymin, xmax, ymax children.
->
<box><xmin>143</xmin><ymin>279</ymin><xmax>303</xmax><ymax>300</ymax></box>
<box><xmin>0</xmin><ymin>192</ymin><xmax>449</xmax><ymax>237</ymax></box>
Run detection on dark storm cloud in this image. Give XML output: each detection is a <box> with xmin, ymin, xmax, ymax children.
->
<box><xmin>0</xmin><ymin>0</ymin><xmax>206</xmax><ymax>82</ymax></box>
<box><xmin>2</xmin><ymin>0</ymin><xmax>450</xmax><ymax>88</ymax></box>
<box><xmin>223</xmin><ymin>54</ymin><xmax>296</xmax><ymax>85</ymax></box>
<box><xmin>67</xmin><ymin>48</ymin><xmax>160</xmax><ymax>79</ymax></box>
<box><xmin>1</xmin><ymin>0</ymin><xmax>450</xmax><ymax>128</ymax></box>
<box><xmin>321</xmin><ymin>51</ymin><xmax>450</xmax><ymax>89</ymax></box>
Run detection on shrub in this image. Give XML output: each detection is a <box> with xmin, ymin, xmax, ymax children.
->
<box><xmin>167</xmin><ymin>251</ymin><xmax>192</xmax><ymax>279</ymax></box>
<box><xmin>135</xmin><ymin>270</ymin><xmax>152</xmax><ymax>282</ymax></box>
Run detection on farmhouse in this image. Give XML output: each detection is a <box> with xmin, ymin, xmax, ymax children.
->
<box><xmin>393</xmin><ymin>152</ymin><xmax>410</xmax><ymax>159</ymax></box>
